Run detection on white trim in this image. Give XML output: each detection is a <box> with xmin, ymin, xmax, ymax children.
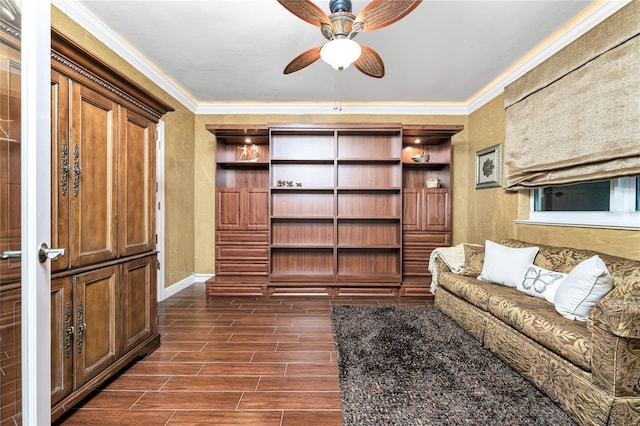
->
<box><xmin>51</xmin><ymin>0</ymin><xmax>631</xmax><ymax>116</ymax></box>
<box><xmin>155</xmin><ymin>121</ymin><xmax>165</xmax><ymax>304</ymax></box>
<box><xmin>160</xmin><ymin>274</ymin><xmax>194</xmax><ymax>301</ymax></box>
<box><xmin>516</xmin><ymin>217</ymin><xmax>640</xmax><ymax>231</ymax></box>
<box><xmin>195</xmin><ymin>103</ymin><xmax>469</xmax><ymax>116</ymax></box>
<box><xmin>21</xmin><ymin>0</ymin><xmax>52</xmax><ymax>423</ymax></box>
<box><xmin>193</xmin><ymin>273</ymin><xmax>214</xmax><ymax>283</ymax></box>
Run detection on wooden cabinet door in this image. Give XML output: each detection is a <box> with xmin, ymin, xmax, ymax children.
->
<box><xmin>121</xmin><ymin>255</ymin><xmax>156</xmax><ymax>353</ymax></box>
<box><xmin>423</xmin><ymin>189</ymin><xmax>450</xmax><ymax>231</ymax></box>
<box><xmin>245</xmin><ymin>188</ymin><xmax>269</xmax><ymax>230</ymax></box>
<box><xmin>70</xmin><ymin>83</ymin><xmax>118</xmax><ymax>267</ymax></box>
<box><xmin>73</xmin><ymin>265</ymin><xmax>120</xmax><ymax>388</ymax></box>
<box><xmin>402</xmin><ymin>189</ymin><xmax>421</xmax><ymax>231</ymax></box>
<box><xmin>216</xmin><ymin>188</ymin><xmax>243</xmax><ymax>230</ymax></box>
<box><xmin>119</xmin><ymin>108</ymin><xmax>156</xmax><ymax>256</ymax></box>
<box><xmin>50</xmin><ymin>71</ymin><xmax>70</xmax><ymax>271</ymax></box>
<box><xmin>51</xmin><ymin>277</ymin><xmax>73</xmax><ymax>406</ymax></box>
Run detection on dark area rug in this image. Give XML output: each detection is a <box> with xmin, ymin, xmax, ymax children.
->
<box><xmin>331</xmin><ymin>305</ymin><xmax>577</xmax><ymax>426</ymax></box>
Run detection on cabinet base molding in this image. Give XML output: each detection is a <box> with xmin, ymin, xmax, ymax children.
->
<box><xmin>206</xmin><ymin>277</ymin><xmax>432</xmax><ymax>299</ymax></box>
<box><xmin>51</xmin><ymin>333</ymin><xmax>160</xmax><ymax>422</ymax></box>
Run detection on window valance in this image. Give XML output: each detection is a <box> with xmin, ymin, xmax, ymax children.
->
<box><xmin>504</xmin><ymin>2</ymin><xmax>640</xmax><ymax>190</ymax></box>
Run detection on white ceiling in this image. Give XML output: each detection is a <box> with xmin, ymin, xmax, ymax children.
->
<box><xmin>55</xmin><ymin>0</ymin><xmax>627</xmax><ymax>114</ymax></box>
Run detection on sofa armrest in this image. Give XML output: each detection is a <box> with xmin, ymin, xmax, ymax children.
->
<box><xmin>588</xmin><ymin>299</ymin><xmax>640</xmax><ymax>339</ymax></box>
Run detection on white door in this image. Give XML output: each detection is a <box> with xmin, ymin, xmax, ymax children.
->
<box><xmin>0</xmin><ymin>0</ymin><xmax>51</xmax><ymax>424</ymax></box>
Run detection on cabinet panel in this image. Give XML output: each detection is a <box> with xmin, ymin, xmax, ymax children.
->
<box><xmin>51</xmin><ymin>71</ymin><xmax>71</xmax><ymax>271</ymax></box>
<box><xmin>73</xmin><ymin>265</ymin><xmax>120</xmax><ymax>388</ymax></box>
<box><xmin>0</xmin><ymin>286</ymin><xmax>21</xmax><ymax>422</ymax></box>
<box><xmin>402</xmin><ymin>189</ymin><xmax>420</xmax><ymax>231</ymax></box>
<box><xmin>51</xmin><ymin>277</ymin><xmax>73</xmax><ymax>405</ymax></box>
<box><xmin>70</xmin><ymin>83</ymin><xmax>118</xmax><ymax>267</ymax></box>
<box><xmin>216</xmin><ymin>231</ymin><xmax>269</xmax><ymax>245</ymax></box>
<box><xmin>245</xmin><ymin>188</ymin><xmax>269</xmax><ymax>230</ymax></box>
<box><xmin>119</xmin><ymin>109</ymin><xmax>156</xmax><ymax>256</ymax></box>
<box><xmin>216</xmin><ymin>245</ymin><xmax>269</xmax><ymax>260</ymax></box>
<box><xmin>122</xmin><ymin>256</ymin><xmax>156</xmax><ymax>353</ymax></box>
<box><xmin>216</xmin><ymin>189</ymin><xmax>243</xmax><ymax>229</ymax></box>
<box><xmin>424</xmin><ymin>189</ymin><xmax>450</xmax><ymax>231</ymax></box>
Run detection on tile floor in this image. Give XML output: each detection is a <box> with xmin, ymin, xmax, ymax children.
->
<box><xmin>54</xmin><ymin>283</ymin><xmax>431</xmax><ymax>425</ymax></box>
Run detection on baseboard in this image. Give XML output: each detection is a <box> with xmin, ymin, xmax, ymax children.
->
<box><xmin>159</xmin><ymin>273</ymin><xmax>214</xmax><ymax>301</ymax></box>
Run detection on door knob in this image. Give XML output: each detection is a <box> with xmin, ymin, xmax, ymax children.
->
<box><xmin>39</xmin><ymin>243</ymin><xmax>66</xmax><ymax>263</ymax></box>
<box><xmin>0</xmin><ymin>250</ymin><xmax>21</xmax><ymax>260</ymax></box>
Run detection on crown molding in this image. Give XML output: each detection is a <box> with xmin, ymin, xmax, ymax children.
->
<box><xmin>467</xmin><ymin>0</ymin><xmax>632</xmax><ymax>114</ymax></box>
<box><xmin>53</xmin><ymin>0</ymin><xmax>630</xmax><ymax>117</ymax></box>
<box><xmin>51</xmin><ymin>0</ymin><xmax>198</xmax><ymax>112</ymax></box>
<box><xmin>195</xmin><ymin>103</ymin><xmax>470</xmax><ymax>116</ymax></box>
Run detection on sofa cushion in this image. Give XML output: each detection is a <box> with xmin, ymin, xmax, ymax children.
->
<box><xmin>462</xmin><ymin>243</ymin><xmax>484</xmax><ymax>277</ymax></box>
<box><xmin>488</xmin><ymin>291</ymin><xmax>592</xmax><ymax>371</ymax></box>
<box><xmin>478</xmin><ymin>240</ymin><xmax>539</xmax><ymax>287</ymax></box>
<box><xmin>554</xmin><ymin>255</ymin><xmax>613</xmax><ymax>322</ymax></box>
<box><xmin>516</xmin><ymin>264</ymin><xmax>567</xmax><ymax>303</ymax></box>
<box><xmin>439</xmin><ymin>272</ymin><xmax>519</xmax><ymax>312</ymax></box>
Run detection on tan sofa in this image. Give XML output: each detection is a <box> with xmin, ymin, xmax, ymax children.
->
<box><xmin>433</xmin><ymin>239</ymin><xmax>640</xmax><ymax>426</ymax></box>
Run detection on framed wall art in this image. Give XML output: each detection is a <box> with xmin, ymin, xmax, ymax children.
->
<box><xmin>475</xmin><ymin>144</ymin><xmax>502</xmax><ymax>189</ymax></box>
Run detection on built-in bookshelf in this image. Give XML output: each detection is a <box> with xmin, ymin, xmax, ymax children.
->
<box><xmin>207</xmin><ymin>123</ymin><xmax>463</xmax><ymax>297</ymax></box>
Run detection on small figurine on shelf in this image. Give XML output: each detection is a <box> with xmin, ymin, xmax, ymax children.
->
<box><xmin>411</xmin><ymin>151</ymin><xmax>430</xmax><ymax>163</ymax></box>
<box><xmin>296</xmin><ymin>182</ymin><xmax>302</xmax><ymax>187</ymax></box>
<box><xmin>250</xmin><ymin>144</ymin><xmax>260</xmax><ymax>161</ymax></box>
<box><xmin>237</xmin><ymin>145</ymin><xmax>249</xmax><ymax>161</ymax></box>
<box><xmin>286</xmin><ymin>181</ymin><xmax>294</xmax><ymax>187</ymax></box>
<box><xmin>277</xmin><ymin>180</ymin><xmax>285</xmax><ymax>187</ymax></box>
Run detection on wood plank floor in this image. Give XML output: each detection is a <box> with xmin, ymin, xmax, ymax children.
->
<box><xmin>54</xmin><ymin>283</ymin><xmax>432</xmax><ymax>425</ymax></box>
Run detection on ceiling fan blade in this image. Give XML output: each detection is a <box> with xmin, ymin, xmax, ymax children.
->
<box><xmin>283</xmin><ymin>46</ymin><xmax>322</xmax><ymax>74</ymax></box>
<box><xmin>277</xmin><ymin>0</ymin><xmax>331</xmax><ymax>27</ymax></box>
<box><xmin>353</xmin><ymin>45</ymin><xmax>384</xmax><ymax>78</ymax></box>
<box><xmin>356</xmin><ymin>0</ymin><xmax>422</xmax><ymax>32</ymax></box>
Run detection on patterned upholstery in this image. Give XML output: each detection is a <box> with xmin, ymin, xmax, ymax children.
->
<box><xmin>434</xmin><ymin>240</ymin><xmax>640</xmax><ymax>426</ymax></box>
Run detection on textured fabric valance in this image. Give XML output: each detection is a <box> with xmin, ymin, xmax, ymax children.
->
<box><xmin>504</xmin><ymin>2</ymin><xmax>640</xmax><ymax>190</ymax></box>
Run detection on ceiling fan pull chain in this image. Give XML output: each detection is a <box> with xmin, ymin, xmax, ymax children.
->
<box><xmin>333</xmin><ymin>72</ymin><xmax>343</xmax><ymax>111</ymax></box>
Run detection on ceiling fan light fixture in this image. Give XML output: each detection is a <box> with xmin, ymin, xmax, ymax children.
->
<box><xmin>320</xmin><ymin>38</ymin><xmax>361</xmax><ymax>71</ymax></box>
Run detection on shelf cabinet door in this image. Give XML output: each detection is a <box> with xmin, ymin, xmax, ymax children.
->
<box><xmin>70</xmin><ymin>83</ymin><xmax>119</xmax><ymax>267</ymax></box>
<box><xmin>119</xmin><ymin>109</ymin><xmax>156</xmax><ymax>256</ymax></box>
<box><xmin>216</xmin><ymin>188</ymin><xmax>268</xmax><ymax>230</ymax></box>
<box><xmin>245</xmin><ymin>188</ymin><xmax>269</xmax><ymax>230</ymax></box>
<box><xmin>73</xmin><ymin>265</ymin><xmax>120</xmax><ymax>389</ymax></box>
<box><xmin>216</xmin><ymin>188</ymin><xmax>243</xmax><ymax>230</ymax></box>
<box><xmin>51</xmin><ymin>277</ymin><xmax>73</xmax><ymax>406</ymax></box>
<box><xmin>423</xmin><ymin>189</ymin><xmax>450</xmax><ymax>231</ymax></box>
<box><xmin>121</xmin><ymin>255</ymin><xmax>156</xmax><ymax>353</ymax></box>
<box><xmin>402</xmin><ymin>189</ymin><xmax>421</xmax><ymax>231</ymax></box>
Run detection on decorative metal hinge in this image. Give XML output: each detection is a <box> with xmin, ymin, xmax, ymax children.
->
<box><xmin>64</xmin><ymin>302</ymin><xmax>73</xmax><ymax>358</ymax></box>
<box><xmin>76</xmin><ymin>301</ymin><xmax>86</xmax><ymax>353</ymax></box>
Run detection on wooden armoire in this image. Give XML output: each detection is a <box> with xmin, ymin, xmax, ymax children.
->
<box><xmin>49</xmin><ymin>29</ymin><xmax>173</xmax><ymax>420</ymax></box>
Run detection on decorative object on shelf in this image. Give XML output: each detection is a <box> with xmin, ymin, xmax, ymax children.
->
<box><xmin>411</xmin><ymin>151</ymin><xmax>430</xmax><ymax>163</ymax></box>
<box><xmin>286</xmin><ymin>181</ymin><xmax>294</xmax><ymax>187</ymax></box>
<box><xmin>475</xmin><ymin>144</ymin><xmax>503</xmax><ymax>189</ymax></box>
<box><xmin>236</xmin><ymin>144</ymin><xmax>260</xmax><ymax>162</ymax></box>
<box><xmin>277</xmin><ymin>180</ymin><xmax>285</xmax><ymax>187</ymax></box>
<box><xmin>296</xmin><ymin>182</ymin><xmax>302</xmax><ymax>187</ymax></box>
<box><xmin>426</xmin><ymin>178</ymin><xmax>440</xmax><ymax>188</ymax></box>
<box><xmin>278</xmin><ymin>0</ymin><xmax>422</xmax><ymax>78</ymax></box>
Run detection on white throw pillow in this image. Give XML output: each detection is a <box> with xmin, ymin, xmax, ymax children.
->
<box><xmin>478</xmin><ymin>241</ymin><xmax>539</xmax><ymax>287</ymax></box>
<box><xmin>554</xmin><ymin>255</ymin><xmax>613</xmax><ymax>322</ymax></box>
<box><xmin>516</xmin><ymin>264</ymin><xmax>567</xmax><ymax>303</ymax></box>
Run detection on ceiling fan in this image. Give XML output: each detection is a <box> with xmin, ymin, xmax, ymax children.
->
<box><xmin>278</xmin><ymin>0</ymin><xmax>422</xmax><ymax>78</ymax></box>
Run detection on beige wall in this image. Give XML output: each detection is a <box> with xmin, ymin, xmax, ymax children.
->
<box><xmin>52</xmin><ymin>7</ymin><xmax>196</xmax><ymax>287</ymax></box>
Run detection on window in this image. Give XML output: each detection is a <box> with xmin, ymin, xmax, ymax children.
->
<box><xmin>523</xmin><ymin>177</ymin><xmax>640</xmax><ymax>229</ymax></box>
